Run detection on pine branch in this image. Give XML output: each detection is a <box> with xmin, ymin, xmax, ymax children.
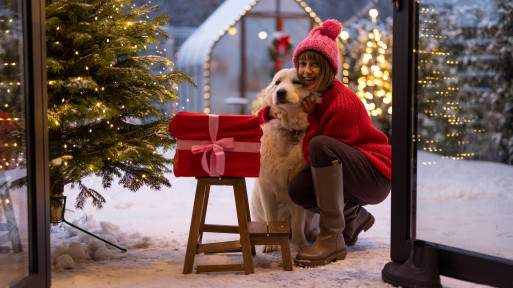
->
<box><xmin>75</xmin><ymin>182</ymin><xmax>107</xmax><ymax>209</ymax></box>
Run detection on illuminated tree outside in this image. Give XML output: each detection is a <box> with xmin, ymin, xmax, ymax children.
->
<box><xmin>345</xmin><ymin>9</ymin><xmax>392</xmax><ymax>141</ymax></box>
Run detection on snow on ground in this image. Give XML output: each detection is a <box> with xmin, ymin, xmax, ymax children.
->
<box><xmin>49</xmin><ymin>151</ymin><xmax>510</xmax><ymax>287</ymax></box>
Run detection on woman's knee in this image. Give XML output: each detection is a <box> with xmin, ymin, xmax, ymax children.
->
<box><xmin>308</xmin><ymin>136</ymin><xmax>334</xmax><ymax>167</ymax></box>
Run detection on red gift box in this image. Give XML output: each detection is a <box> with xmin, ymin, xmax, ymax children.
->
<box><xmin>169</xmin><ymin>111</ymin><xmax>261</xmax><ymax>177</ymax></box>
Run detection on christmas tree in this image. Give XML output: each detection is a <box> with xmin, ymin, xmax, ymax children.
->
<box><xmin>45</xmin><ymin>0</ymin><xmax>195</xmax><ymax>209</ymax></box>
<box><xmin>345</xmin><ymin>9</ymin><xmax>392</xmax><ymax>141</ymax></box>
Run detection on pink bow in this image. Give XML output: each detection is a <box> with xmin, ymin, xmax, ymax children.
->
<box><xmin>190</xmin><ymin>115</ymin><xmax>234</xmax><ymax>176</ymax></box>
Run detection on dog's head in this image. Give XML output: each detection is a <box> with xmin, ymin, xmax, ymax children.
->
<box><xmin>264</xmin><ymin>68</ymin><xmax>310</xmax><ymax>114</ymax></box>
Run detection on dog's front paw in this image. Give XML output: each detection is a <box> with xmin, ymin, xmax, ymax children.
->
<box><xmin>262</xmin><ymin>244</ymin><xmax>279</xmax><ymax>253</ymax></box>
<box><xmin>291</xmin><ymin>237</ymin><xmax>308</xmax><ymax>252</ymax></box>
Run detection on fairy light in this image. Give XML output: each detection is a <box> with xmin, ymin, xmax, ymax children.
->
<box><xmin>369</xmin><ymin>9</ymin><xmax>378</xmax><ymax>23</ymax></box>
<box><xmin>340</xmin><ymin>30</ymin><xmax>349</xmax><ymax>43</ymax></box>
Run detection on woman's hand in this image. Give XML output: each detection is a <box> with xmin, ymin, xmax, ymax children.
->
<box><xmin>267</xmin><ymin>107</ymin><xmax>276</xmax><ymax>119</ymax></box>
<box><xmin>302</xmin><ymin>96</ymin><xmax>315</xmax><ymax>114</ymax></box>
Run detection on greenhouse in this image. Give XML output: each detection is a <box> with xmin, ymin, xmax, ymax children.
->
<box><xmin>176</xmin><ymin>0</ymin><xmax>320</xmax><ymax>115</ymax></box>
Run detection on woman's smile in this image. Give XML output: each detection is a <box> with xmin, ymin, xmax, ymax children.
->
<box><xmin>298</xmin><ymin>59</ymin><xmax>321</xmax><ymax>91</ymax></box>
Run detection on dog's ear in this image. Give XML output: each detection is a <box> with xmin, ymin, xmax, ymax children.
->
<box><xmin>263</xmin><ymin>81</ymin><xmax>273</xmax><ymax>105</ymax></box>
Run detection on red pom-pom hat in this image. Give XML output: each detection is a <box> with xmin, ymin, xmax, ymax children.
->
<box><xmin>292</xmin><ymin>19</ymin><xmax>342</xmax><ymax>74</ymax></box>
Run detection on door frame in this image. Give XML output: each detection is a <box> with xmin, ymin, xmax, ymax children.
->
<box><xmin>13</xmin><ymin>0</ymin><xmax>50</xmax><ymax>287</ymax></box>
<box><xmin>390</xmin><ymin>1</ymin><xmax>513</xmax><ymax>287</ymax></box>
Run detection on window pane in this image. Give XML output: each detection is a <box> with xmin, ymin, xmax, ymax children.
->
<box><xmin>0</xmin><ymin>0</ymin><xmax>29</xmax><ymax>285</ymax></box>
<box><xmin>415</xmin><ymin>0</ymin><xmax>513</xmax><ymax>260</ymax></box>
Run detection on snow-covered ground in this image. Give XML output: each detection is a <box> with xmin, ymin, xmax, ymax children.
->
<box><xmin>46</xmin><ymin>151</ymin><xmax>511</xmax><ymax>287</ymax></box>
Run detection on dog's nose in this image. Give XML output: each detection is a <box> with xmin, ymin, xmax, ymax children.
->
<box><xmin>276</xmin><ymin>89</ymin><xmax>287</xmax><ymax>103</ymax></box>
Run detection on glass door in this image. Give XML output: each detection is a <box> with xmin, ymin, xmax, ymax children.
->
<box><xmin>390</xmin><ymin>0</ymin><xmax>513</xmax><ymax>286</ymax></box>
<box><xmin>415</xmin><ymin>0</ymin><xmax>513</xmax><ymax>261</ymax></box>
<box><xmin>0</xmin><ymin>0</ymin><xmax>49</xmax><ymax>287</ymax></box>
<box><xmin>0</xmin><ymin>0</ymin><xmax>30</xmax><ymax>284</ymax></box>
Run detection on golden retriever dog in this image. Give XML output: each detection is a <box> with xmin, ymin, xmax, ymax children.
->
<box><xmin>251</xmin><ymin>68</ymin><xmax>319</xmax><ymax>252</ymax></box>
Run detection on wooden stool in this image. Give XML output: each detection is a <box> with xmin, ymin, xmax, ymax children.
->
<box><xmin>182</xmin><ymin>177</ymin><xmax>292</xmax><ymax>274</ymax></box>
<box><xmin>248</xmin><ymin>221</ymin><xmax>292</xmax><ymax>271</ymax></box>
<box><xmin>183</xmin><ymin>177</ymin><xmax>255</xmax><ymax>274</ymax></box>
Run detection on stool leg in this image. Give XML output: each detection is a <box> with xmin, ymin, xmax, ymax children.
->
<box><xmin>198</xmin><ymin>185</ymin><xmax>210</xmax><ymax>245</ymax></box>
<box><xmin>280</xmin><ymin>236</ymin><xmax>293</xmax><ymax>271</ymax></box>
<box><xmin>183</xmin><ymin>180</ymin><xmax>207</xmax><ymax>274</ymax></box>
<box><xmin>240</xmin><ymin>179</ymin><xmax>256</xmax><ymax>256</ymax></box>
<box><xmin>233</xmin><ymin>179</ymin><xmax>254</xmax><ymax>274</ymax></box>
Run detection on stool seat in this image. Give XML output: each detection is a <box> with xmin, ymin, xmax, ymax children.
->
<box><xmin>182</xmin><ymin>177</ymin><xmax>292</xmax><ymax>274</ymax></box>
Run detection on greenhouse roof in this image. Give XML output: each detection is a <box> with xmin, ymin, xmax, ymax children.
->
<box><xmin>176</xmin><ymin>0</ymin><xmax>256</xmax><ymax>69</ymax></box>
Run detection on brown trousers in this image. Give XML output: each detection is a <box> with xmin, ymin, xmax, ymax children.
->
<box><xmin>288</xmin><ymin>135</ymin><xmax>390</xmax><ymax>208</ymax></box>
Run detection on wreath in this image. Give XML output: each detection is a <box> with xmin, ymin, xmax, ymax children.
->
<box><xmin>268</xmin><ymin>31</ymin><xmax>293</xmax><ymax>77</ymax></box>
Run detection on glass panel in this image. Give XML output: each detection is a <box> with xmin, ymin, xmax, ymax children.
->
<box><xmin>0</xmin><ymin>0</ymin><xmax>30</xmax><ymax>285</ymax></box>
<box><xmin>415</xmin><ymin>0</ymin><xmax>513</xmax><ymax>260</ymax></box>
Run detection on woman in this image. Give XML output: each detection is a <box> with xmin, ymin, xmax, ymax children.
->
<box><xmin>258</xmin><ymin>19</ymin><xmax>391</xmax><ymax>267</ymax></box>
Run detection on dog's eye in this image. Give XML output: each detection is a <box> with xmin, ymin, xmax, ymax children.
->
<box><xmin>293</xmin><ymin>80</ymin><xmax>302</xmax><ymax>85</ymax></box>
<box><xmin>275</xmin><ymin>80</ymin><xmax>281</xmax><ymax>85</ymax></box>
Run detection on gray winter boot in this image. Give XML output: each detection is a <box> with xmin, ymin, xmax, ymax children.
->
<box><xmin>295</xmin><ymin>160</ymin><xmax>347</xmax><ymax>267</ymax></box>
<box><xmin>343</xmin><ymin>201</ymin><xmax>375</xmax><ymax>246</ymax></box>
<box><xmin>382</xmin><ymin>240</ymin><xmax>442</xmax><ymax>288</ymax></box>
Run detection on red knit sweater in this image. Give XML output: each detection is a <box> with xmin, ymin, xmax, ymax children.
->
<box><xmin>257</xmin><ymin>79</ymin><xmax>391</xmax><ymax>179</ymax></box>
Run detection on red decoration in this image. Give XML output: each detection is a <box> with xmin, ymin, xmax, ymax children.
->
<box><xmin>0</xmin><ymin>111</ymin><xmax>13</xmax><ymax>132</ymax></box>
<box><xmin>274</xmin><ymin>34</ymin><xmax>290</xmax><ymax>71</ymax></box>
<box><xmin>269</xmin><ymin>17</ymin><xmax>292</xmax><ymax>77</ymax></box>
<box><xmin>0</xmin><ymin>111</ymin><xmax>17</xmax><ymax>171</ymax></box>
<box><xmin>169</xmin><ymin>111</ymin><xmax>261</xmax><ymax>177</ymax></box>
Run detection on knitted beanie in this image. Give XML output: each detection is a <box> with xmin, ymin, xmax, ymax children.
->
<box><xmin>293</xmin><ymin>19</ymin><xmax>342</xmax><ymax>74</ymax></box>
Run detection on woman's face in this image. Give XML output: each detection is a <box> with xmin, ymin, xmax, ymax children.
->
<box><xmin>298</xmin><ymin>58</ymin><xmax>321</xmax><ymax>91</ymax></box>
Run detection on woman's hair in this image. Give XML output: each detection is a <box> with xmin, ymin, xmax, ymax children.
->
<box><xmin>296</xmin><ymin>50</ymin><xmax>335</xmax><ymax>92</ymax></box>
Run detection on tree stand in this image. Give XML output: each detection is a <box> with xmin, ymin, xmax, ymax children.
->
<box><xmin>51</xmin><ymin>196</ymin><xmax>127</xmax><ymax>253</ymax></box>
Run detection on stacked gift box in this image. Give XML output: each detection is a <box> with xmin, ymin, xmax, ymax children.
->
<box><xmin>169</xmin><ymin>111</ymin><xmax>261</xmax><ymax>178</ymax></box>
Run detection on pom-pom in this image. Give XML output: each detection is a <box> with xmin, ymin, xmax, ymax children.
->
<box><xmin>321</xmin><ymin>19</ymin><xmax>342</xmax><ymax>40</ymax></box>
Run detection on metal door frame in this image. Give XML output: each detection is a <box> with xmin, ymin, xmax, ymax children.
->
<box><xmin>390</xmin><ymin>1</ymin><xmax>513</xmax><ymax>287</ymax></box>
<box><xmin>13</xmin><ymin>0</ymin><xmax>50</xmax><ymax>287</ymax></box>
